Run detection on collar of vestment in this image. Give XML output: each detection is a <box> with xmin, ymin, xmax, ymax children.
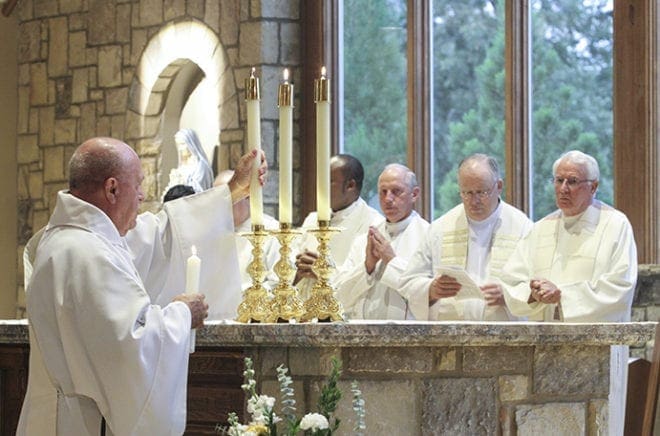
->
<box><xmin>331</xmin><ymin>197</ymin><xmax>363</xmax><ymax>223</ymax></box>
<box><xmin>559</xmin><ymin>200</ymin><xmax>601</xmax><ymax>235</ymax></box>
<box><xmin>466</xmin><ymin>199</ymin><xmax>502</xmax><ymax>232</ymax></box>
<box><xmin>49</xmin><ymin>190</ymin><xmax>123</xmax><ymax>245</ymax></box>
<box><xmin>384</xmin><ymin>210</ymin><xmax>418</xmax><ymax>239</ymax></box>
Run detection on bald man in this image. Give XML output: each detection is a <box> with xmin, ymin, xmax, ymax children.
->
<box><xmin>19</xmin><ymin>137</ymin><xmax>264</xmax><ymax>436</ymax></box>
<box><xmin>400</xmin><ymin>153</ymin><xmax>532</xmax><ymax>321</ymax></box>
<box><xmin>335</xmin><ymin>164</ymin><xmax>429</xmax><ymax>319</ymax></box>
<box><xmin>214</xmin><ymin>170</ymin><xmax>280</xmax><ymax>291</ymax></box>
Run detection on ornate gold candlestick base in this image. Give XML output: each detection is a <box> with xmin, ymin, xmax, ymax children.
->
<box><xmin>267</xmin><ymin>223</ymin><xmax>304</xmax><ymax>323</ymax></box>
<box><xmin>236</xmin><ymin>225</ymin><xmax>272</xmax><ymax>323</ymax></box>
<box><xmin>302</xmin><ymin>220</ymin><xmax>344</xmax><ymax>322</ymax></box>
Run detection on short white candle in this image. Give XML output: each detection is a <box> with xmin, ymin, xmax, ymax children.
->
<box><xmin>315</xmin><ymin>66</ymin><xmax>331</xmax><ymax>222</ymax></box>
<box><xmin>185</xmin><ymin>245</ymin><xmax>201</xmax><ymax>294</ymax></box>
<box><xmin>246</xmin><ymin>67</ymin><xmax>264</xmax><ymax>227</ymax></box>
<box><xmin>185</xmin><ymin>245</ymin><xmax>200</xmax><ymax>353</ymax></box>
<box><xmin>278</xmin><ymin>68</ymin><xmax>293</xmax><ymax>224</ymax></box>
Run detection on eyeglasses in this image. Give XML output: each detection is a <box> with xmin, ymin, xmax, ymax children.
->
<box><xmin>459</xmin><ymin>182</ymin><xmax>497</xmax><ymax>200</ymax></box>
<box><xmin>550</xmin><ymin>176</ymin><xmax>594</xmax><ymax>188</ymax></box>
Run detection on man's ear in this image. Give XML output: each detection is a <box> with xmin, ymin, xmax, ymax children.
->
<box><xmin>411</xmin><ymin>186</ymin><xmax>421</xmax><ymax>202</ymax></box>
<box><xmin>105</xmin><ymin>177</ymin><xmax>119</xmax><ymax>204</ymax></box>
<box><xmin>346</xmin><ymin>178</ymin><xmax>357</xmax><ymax>192</ymax></box>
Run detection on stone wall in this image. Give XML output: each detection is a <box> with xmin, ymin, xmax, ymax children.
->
<box><xmin>251</xmin><ymin>344</ymin><xmax>612</xmax><ymax>435</ymax></box>
<box><xmin>14</xmin><ymin>0</ymin><xmax>301</xmax><ymax>316</ymax></box>
<box><xmin>631</xmin><ymin>264</ymin><xmax>660</xmax><ymax>359</ymax></box>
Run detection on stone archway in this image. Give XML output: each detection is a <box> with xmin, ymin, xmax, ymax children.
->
<box><xmin>125</xmin><ymin>19</ymin><xmax>239</xmax><ymax>210</ymax></box>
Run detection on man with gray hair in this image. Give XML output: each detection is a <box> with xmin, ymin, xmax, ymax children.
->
<box><xmin>400</xmin><ymin>153</ymin><xmax>532</xmax><ymax>320</ymax></box>
<box><xmin>500</xmin><ymin>150</ymin><xmax>637</xmax><ymax>435</ymax></box>
<box><xmin>335</xmin><ymin>163</ymin><xmax>429</xmax><ymax>319</ymax></box>
<box><xmin>501</xmin><ymin>149</ymin><xmax>637</xmax><ymax>321</ymax></box>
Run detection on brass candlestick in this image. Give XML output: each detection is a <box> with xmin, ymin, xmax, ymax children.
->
<box><xmin>267</xmin><ymin>223</ymin><xmax>304</xmax><ymax>323</ymax></box>
<box><xmin>302</xmin><ymin>220</ymin><xmax>344</xmax><ymax>322</ymax></box>
<box><xmin>236</xmin><ymin>225</ymin><xmax>272</xmax><ymax>323</ymax></box>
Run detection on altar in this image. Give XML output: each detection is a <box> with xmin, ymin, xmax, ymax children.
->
<box><xmin>0</xmin><ymin>320</ymin><xmax>654</xmax><ymax>435</ymax></box>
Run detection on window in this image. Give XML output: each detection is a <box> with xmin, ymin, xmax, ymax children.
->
<box><xmin>342</xmin><ymin>0</ymin><xmax>408</xmax><ymax>208</ymax></box>
<box><xmin>530</xmin><ymin>0</ymin><xmax>613</xmax><ymax>219</ymax></box>
<box><xmin>302</xmin><ymin>0</ymin><xmax>657</xmax><ymax>262</ymax></box>
<box><xmin>341</xmin><ymin>0</ymin><xmax>613</xmax><ymax>220</ymax></box>
<box><xmin>432</xmin><ymin>0</ymin><xmax>505</xmax><ymax>216</ymax></box>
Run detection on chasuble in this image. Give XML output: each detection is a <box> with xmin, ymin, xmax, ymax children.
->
<box><xmin>19</xmin><ymin>185</ymin><xmax>238</xmax><ymax>436</ymax></box>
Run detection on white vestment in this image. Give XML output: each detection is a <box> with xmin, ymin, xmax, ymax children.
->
<box><xmin>500</xmin><ymin>200</ymin><xmax>637</xmax><ymax>436</ymax></box>
<box><xmin>296</xmin><ymin>198</ymin><xmax>383</xmax><ymax>299</ymax></box>
<box><xmin>235</xmin><ymin>214</ymin><xmax>280</xmax><ymax>291</ymax></box>
<box><xmin>125</xmin><ymin>188</ymin><xmax>241</xmax><ymax>319</ymax></box>
<box><xmin>400</xmin><ymin>201</ymin><xmax>532</xmax><ymax>321</ymax></box>
<box><xmin>18</xmin><ymin>187</ymin><xmax>239</xmax><ymax>436</ymax></box>
<box><xmin>335</xmin><ymin>211</ymin><xmax>429</xmax><ymax>320</ymax></box>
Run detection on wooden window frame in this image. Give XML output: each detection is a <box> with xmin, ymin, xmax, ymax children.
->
<box><xmin>300</xmin><ymin>0</ymin><xmax>658</xmax><ymax>263</ymax></box>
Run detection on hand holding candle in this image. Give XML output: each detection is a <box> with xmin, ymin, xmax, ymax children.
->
<box><xmin>245</xmin><ymin>67</ymin><xmax>264</xmax><ymax>227</ymax></box>
<box><xmin>278</xmin><ymin>68</ymin><xmax>294</xmax><ymax>224</ymax></box>
<box><xmin>314</xmin><ymin>66</ymin><xmax>331</xmax><ymax>222</ymax></box>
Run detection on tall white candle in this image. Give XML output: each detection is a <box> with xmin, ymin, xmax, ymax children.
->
<box><xmin>246</xmin><ymin>67</ymin><xmax>264</xmax><ymax>227</ymax></box>
<box><xmin>278</xmin><ymin>68</ymin><xmax>294</xmax><ymax>224</ymax></box>
<box><xmin>185</xmin><ymin>245</ymin><xmax>201</xmax><ymax>353</ymax></box>
<box><xmin>315</xmin><ymin>66</ymin><xmax>331</xmax><ymax>222</ymax></box>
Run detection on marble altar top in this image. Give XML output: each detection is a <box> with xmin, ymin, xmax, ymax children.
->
<box><xmin>1</xmin><ymin>319</ymin><xmax>655</xmax><ymax>347</ymax></box>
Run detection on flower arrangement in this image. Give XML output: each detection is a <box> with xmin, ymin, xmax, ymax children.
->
<box><xmin>217</xmin><ymin>357</ymin><xmax>365</xmax><ymax>436</ymax></box>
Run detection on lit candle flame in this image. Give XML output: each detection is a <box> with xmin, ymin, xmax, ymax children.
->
<box><xmin>283</xmin><ymin>68</ymin><xmax>289</xmax><ymax>82</ymax></box>
<box><xmin>191</xmin><ymin>245</ymin><xmax>197</xmax><ymax>256</ymax></box>
<box><xmin>250</xmin><ymin>66</ymin><xmax>256</xmax><ymax>77</ymax></box>
<box><xmin>321</xmin><ymin>66</ymin><xmax>326</xmax><ymax>78</ymax></box>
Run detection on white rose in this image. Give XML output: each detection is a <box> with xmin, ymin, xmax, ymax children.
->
<box><xmin>299</xmin><ymin>413</ymin><xmax>329</xmax><ymax>431</ymax></box>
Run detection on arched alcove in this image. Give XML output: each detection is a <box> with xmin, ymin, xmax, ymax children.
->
<box><xmin>125</xmin><ymin>19</ymin><xmax>239</xmax><ymax>209</ymax></box>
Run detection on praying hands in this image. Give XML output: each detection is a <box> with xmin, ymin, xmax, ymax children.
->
<box><xmin>528</xmin><ymin>279</ymin><xmax>562</xmax><ymax>304</ymax></box>
<box><xmin>364</xmin><ymin>226</ymin><xmax>395</xmax><ymax>274</ymax></box>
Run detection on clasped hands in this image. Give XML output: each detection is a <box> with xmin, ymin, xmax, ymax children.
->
<box><xmin>173</xmin><ymin>293</ymin><xmax>209</xmax><ymax>329</ymax></box>
<box><xmin>294</xmin><ymin>250</ymin><xmax>318</xmax><ymax>284</ymax></box>
<box><xmin>364</xmin><ymin>226</ymin><xmax>395</xmax><ymax>274</ymax></box>
<box><xmin>428</xmin><ymin>275</ymin><xmax>504</xmax><ymax>307</ymax></box>
<box><xmin>294</xmin><ymin>227</ymin><xmax>396</xmax><ymax>282</ymax></box>
<box><xmin>528</xmin><ymin>279</ymin><xmax>561</xmax><ymax>304</ymax></box>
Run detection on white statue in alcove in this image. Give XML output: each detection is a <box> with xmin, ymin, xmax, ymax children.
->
<box><xmin>163</xmin><ymin>128</ymin><xmax>214</xmax><ymax>196</ymax></box>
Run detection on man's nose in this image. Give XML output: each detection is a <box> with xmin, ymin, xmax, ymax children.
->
<box><xmin>469</xmin><ymin>194</ymin><xmax>481</xmax><ymax>204</ymax></box>
<box><xmin>558</xmin><ymin>180</ymin><xmax>571</xmax><ymax>192</ymax></box>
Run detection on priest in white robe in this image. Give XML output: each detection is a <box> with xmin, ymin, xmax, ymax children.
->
<box><xmin>400</xmin><ymin>153</ymin><xmax>532</xmax><ymax>321</ymax></box>
<box><xmin>335</xmin><ymin>164</ymin><xmax>429</xmax><ymax>319</ymax></box>
<box><xmin>295</xmin><ymin>154</ymin><xmax>383</xmax><ymax>300</ymax></box>
<box><xmin>18</xmin><ymin>137</ymin><xmax>265</xmax><ymax>436</ymax></box>
<box><xmin>500</xmin><ymin>150</ymin><xmax>637</xmax><ymax>435</ymax></box>
<box><xmin>214</xmin><ymin>170</ymin><xmax>280</xmax><ymax>291</ymax></box>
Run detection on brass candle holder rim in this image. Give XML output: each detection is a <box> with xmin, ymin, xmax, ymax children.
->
<box><xmin>239</xmin><ymin>224</ymin><xmax>270</xmax><ymax>237</ymax></box>
<box><xmin>271</xmin><ymin>224</ymin><xmax>303</xmax><ymax>235</ymax></box>
<box><xmin>307</xmin><ymin>222</ymin><xmax>340</xmax><ymax>234</ymax></box>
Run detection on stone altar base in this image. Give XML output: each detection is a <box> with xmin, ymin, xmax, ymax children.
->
<box><xmin>0</xmin><ymin>320</ymin><xmax>655</xmax><ymax>435</ymax></box>
<box><xmin>198</xmin><ymin>320</ymin><xmax>656</xmax><ymax>436</ymax></box>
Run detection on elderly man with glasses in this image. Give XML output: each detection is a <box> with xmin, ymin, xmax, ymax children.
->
<box><xmin>499</xmin><ymin>150</ymin><xmax>637</xmax><ymax>435</ymax></box>
<box><xmin>400</xmin><ymin>153</ymin><xmax>532</xmax><ymax>320</ymax></box>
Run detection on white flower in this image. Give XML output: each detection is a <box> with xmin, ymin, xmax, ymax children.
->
<box><xmin>227</xmin><ymin>423</ymin><xmax>250</xmax><ymax>436</ymax></box>
<box><xmin>299</xmin><ymin>413</ymin><xmax>329</xmax><ymax>431</ymax></box>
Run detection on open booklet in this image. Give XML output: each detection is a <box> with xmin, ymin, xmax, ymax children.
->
<box><xmin>434</xmin><ymin>266</ymin><xmax>484</xmax><ymax>301</ymax></box>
